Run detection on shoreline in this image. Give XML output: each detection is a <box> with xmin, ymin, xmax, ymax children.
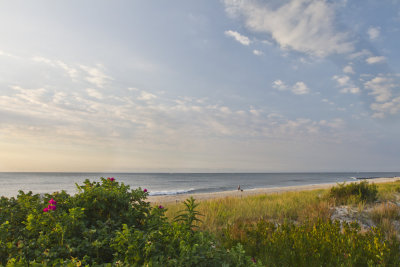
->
<box><xmin>148</xmin><ymin>176</ymin><xmax>400</xmax><ymax>204</ymax></box>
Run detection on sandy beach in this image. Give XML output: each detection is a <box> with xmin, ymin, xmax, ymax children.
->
<box><xmin>148</xmin><ymin>177</ymin><xmax>400</xmax><ymax>204</ymax></box>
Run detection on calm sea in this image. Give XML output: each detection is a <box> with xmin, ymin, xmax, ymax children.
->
<box><xmin>1</xmin><ymin>172</ymin><xmax>400</xmax><ymax>198</ymax></box>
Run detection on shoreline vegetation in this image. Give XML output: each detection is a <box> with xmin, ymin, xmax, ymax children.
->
<box><xmin>148</xmin><ymin>176</ymin><xmax>400</xmax><ymax>203</ymax></box>
<box><xmin>1</xmin><ymin>177</ymin><xmax>400</xmax><ymax>265</ymax></box>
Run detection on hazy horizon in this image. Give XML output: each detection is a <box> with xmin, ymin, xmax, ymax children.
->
<box><xmin>1</xmin><ymin>1</ymin><xmax>400</xmax><ymax>172</ymax></box>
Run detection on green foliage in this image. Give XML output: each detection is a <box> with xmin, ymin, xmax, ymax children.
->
<box><xmin>222</xmin><ymin>219</ymin><xmax>400</xmax><ymax>266</ymax></box>
<box><xmin>174</xmin><ymin>197</ymin><xmax>203</xmax><ymax>230</ymax></box>
<box><xmin>0</xmin><ymin>178</ymin><xmax>256</xmax><ymax>266</ymax></box>
<box><xmin>329</xmin><ymin>181</ymin><xmax>378</xmax><ymax>205</ymax></box>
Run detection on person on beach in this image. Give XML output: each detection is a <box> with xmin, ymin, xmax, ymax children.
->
<box><xmin>238</xmin><ymin>185</ymin><xmax>241</xmax><ymax>191</ymax></box>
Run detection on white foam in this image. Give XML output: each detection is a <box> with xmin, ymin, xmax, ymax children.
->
<box><xmin>149</xmin><ymin>188</ymin><xmax>195</xmax><ymax>196</ymax></box>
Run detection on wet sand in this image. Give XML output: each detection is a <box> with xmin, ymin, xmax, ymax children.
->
<box><xmin>147</xmin><ymin>177</ymin><xmax>400</xmax><ymax>204</ymax></box>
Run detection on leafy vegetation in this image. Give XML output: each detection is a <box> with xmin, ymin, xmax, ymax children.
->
<box><xmin>0</xmin><ymin>178</ymin><xmax>256</xmax><ymax>266</ymax></box>
<box><xmin>174</xmin><ymin>197</ymin><xmax>203</xmax><ymax>231</ymax></box>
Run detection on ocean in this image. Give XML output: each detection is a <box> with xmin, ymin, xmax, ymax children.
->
<box><xmin>1</xmin><ymin>172</ymin><xmax>400</xmax><ymax>198</ymax></box>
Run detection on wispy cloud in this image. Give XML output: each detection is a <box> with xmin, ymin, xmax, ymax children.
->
<box><xmin>367</xmin><ymin>26</ymin><xmax>380</xmax><ymax>40</ymax></box>
<box><xmin>0</xmin><ymin>80</ymin><xmax>344</xmax><ymax>148</ymax></box>
<box><xmin>363</xmin><ymin>74</ymin><xmax>400</xmax><ymax>118</ymax></box>
<box><xmin>364</xmin><ymin>76</ymin><xmax>393</xmax><ymax>103</ymax></box>
<box><xmin>366</xmin><ymin>56</ymin><xmax>386</xmax><ymax>64</ymax></box>
<box><xmin>80</xmin><ymin>64</ymin><xmax>112</xmax><ymax>88</ymax></box>
<box><xmin>253</xmin><ymin>49</ymin><xmax>263</xmax><ymax>56</ymax></box>
<box><xmin>137</xmin><ymin>91</ymin><xmax>157</xmax><ymax>101</ymax></box>
<box><xmin>224</xmin><ymin>30</ymin><xmax>251</xmax><ymax>45</ymax></box>
<box><xmin>86</xmin><ymin>88</ymin><xmax>104</xmax><ymax>100</ymax></box>
<box><xmin>272</xmin><ymin>80</ymin><xmax>287</xmax><ymax>91</ymax></box>
<box><xmin>292</xmin><ymin>82</ymin><xmax>310</xmax><ymax>95</ymax></box>
<box><xmin>332</xmin><ymin>75</ymin><xmax>360</xmax><ymax>94</ymax></box>
<box><xmin>223</xmin><ymin>0</ymin><xmax>354</xmax><ymax>57</ymax></box>
<box><xmin>343</xmin><ymin>65</ymin><xmax>355</xmax><ymax>74</ymax></box>
<box><xmin>273</xmin><ymin>80</ymin><xmax>310</xmax><ymax>95</ymax></box>
<box><xmin>32</xmin><ymin>56</ymin><xmax>78</xmax><ymax>80</ymax></box>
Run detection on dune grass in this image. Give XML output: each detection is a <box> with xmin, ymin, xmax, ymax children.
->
<box><xmin>376</xmin><ymin>180</ymin><xmax>400</xmax><ymax>201</ymax></box>
<box><xmin>165</xmin><ymin>189</ymin><xmax>333</xmax><ymax>233</ymax></box>
<box><xmin>164</xmin><ymin>181</ymin><xmax>400</xmax><ymax>265</ymax></box>
<box><xmin>164</xmin><ymin>181</ymin><xmax>400</xmax><ymax>235</ymax></box>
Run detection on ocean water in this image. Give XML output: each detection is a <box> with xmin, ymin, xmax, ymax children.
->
<box><xmin>0</xmin><ymin>172</ymin><xmax>400</xmax><ymax>198</ymax></box>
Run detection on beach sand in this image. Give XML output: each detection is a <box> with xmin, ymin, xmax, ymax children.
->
<box><xmin>148</xmin><ymin>177</ymin><xmax>400</xmax><ymax>204</ymax></box>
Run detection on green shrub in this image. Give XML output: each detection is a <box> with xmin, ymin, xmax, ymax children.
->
<box><xmin>329</xmin><ymin>181</ymin><xmax>378</xmax><ymax>205</ymax></box>
<box><xmin>0</xmin><ymin>178</ymin><xmax>257</xmax><ymax>266</ymax></box>
<box><xmin>222</xmin><ymin>219</ymin><xmax>400</xmax><ymax>267</ymax></box>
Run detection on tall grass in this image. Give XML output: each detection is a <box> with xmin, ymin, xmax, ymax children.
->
<box><xmin>165</xmin><ymin>189</ymin><xmax>332</xmax><ymax>233</ymax></box>
<box><xmin>376</xmin><ymin>181</ymin><xmax>400</xmax><ymax>201</ymax></box>
<box><xmin>370</xmin><ymin>202</ymin><xmax>400</xmax><ymax>238</ymax></box>
<box><xmin>162</xmin><ymin>181</ymin><xmax>400</xmax><ymax>265</ymax></box>
<box><xmin>164</xmin><ymin>181</ymin><xmax>400</xmax><ymax>235</ymax></box>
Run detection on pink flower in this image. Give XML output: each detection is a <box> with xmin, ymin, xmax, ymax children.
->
<box><xmin>158</xmin><ymin>205</ymin><xmax>164</xmax><ymax>209</ymax></box>
<box><xmin>251</xmin><ymin>257</ymin><xmax>256</xmax><ymax>263</ymax></box>
<box><xmin>48</xmin><ymin>198</ymin><xmax>57</xmax><ymax>205</ymax></box>
<box><xmin>48</xmin><ymin>205</ymin><xmax>57</xmax><ymax>211</ymax></box>
<box><xmin>143</xmin><ymin>188</ymin><xmax>148</xmax><ymax>193</ymax></box>
<box><xmin>110</xmin><ymin>177</ymin><xmax>115</xmax><ymax>182</ymax></box>
<box><xmin>43</xmin><ymin>207</ymin><xmax>49</xmax><ymax>212</ymax></box>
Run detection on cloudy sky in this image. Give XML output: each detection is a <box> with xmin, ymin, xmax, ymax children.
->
<box><xmin>1</xmin><ymin>0</ymin><xmax>400</xmax><ymax>172</ymax></box>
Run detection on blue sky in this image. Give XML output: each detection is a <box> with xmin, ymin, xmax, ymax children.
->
<box><xmin>0</xmin><ymin>0</ymin><xmax>400</xmax><ymax>172</ymax></box>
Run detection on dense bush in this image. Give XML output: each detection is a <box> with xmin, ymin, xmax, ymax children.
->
<box><xmin>0</xmin><ymin>178</ymin><xmax>257</xmax><ymax>266</ymax></box>
<box><xmin>222</xmin><ymin>219</ymin><xmax>400</xmax><ymax>267</ymax></box>
<box><xmin>329</xmin><ymin>181</ymin><xmax>378</xmax><ymax>204</ymax></box>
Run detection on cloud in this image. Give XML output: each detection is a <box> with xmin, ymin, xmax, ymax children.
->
<box><xmin>367</xmin><ymin>27</ymin><xmax>380</xmax><ymax>40</ymax></box>
<box><xmin>333</xmin><ymin>75</ymin><xmax>350</xmax><ymax>86</ymax></box>
<box><xmin>343</xmin><ymin>65</ymin><xmax>354</xmax><ymax>74</ymax></box>
<box><xmin>56</xmin><ymin>60</ymin><xmax>78</xmax><ymax>79</ymax></box>
<box><xmin>340</xmin><ymin>87</ymin><xmax>360</xmax><ymax>94</ymax></box>
<box><xmin>0</xmin><ymin>82</ymin><xmax>344</xmax><ymax>146</ymax></box>
<box><xmin>364</xmin><ymin>76</ymin><xmax>394</xmax><ymax>103</ymax></box>
<box><xmin>292</xmin><ymin>82</ymin><xmax>310</xmax><ymax>95</ymax></box>
<box><xmin>223</xmin><ymin>0</ymin><xmax>354</xmax><ymax>57</ymax></box>
<box><xmin>86</xmin><ymin>88</ymin><xmax>103</xmax><ymax>100</ymax></box>
<box><xmin>272</xmin><ymin>80</ymin><xmax>287</xmax><ymax>91</ymax></box>
<box><xmin>80</xmin><ymin>64</ymin><xmax>112</xmax><ymax>88</ymax></box>
<box><xmin>10</xmin><ymin>86</ymin><xmax>48</xmax><ymax>105</ymax></box>
<box><xmin>273</xmin><ymin>80</ymin><xmax>310</xmax><ymax>95</ymax></box>
<box><xmin>224</xmin><ymin>30</ymin><xmax>251</xmax><ymax>45</ymax></box>
<box><xmin>319</xmin><ymin>118</ymin><xmax>344</xmax><ymax>129</ymax></box>
<box><xmin>332</xmin><ymin>75</ymin><xmax>360</xmax><ymax>94</ymax></box>
<box><xmin>370</xmin><ymin>97</ymin><xmax>400</xmax><ymax>118</ymax></box>
<box><xmin>138</xmin><ymin>91</ymin><xmax>157</xmax><ymax>101</ymax></box>
<box><xmin>366</xmin><ymin>56</ymin><xmax>386</xmax><ymax>64</ymax></box>
<box><xmin>348</xmin><ymin>49</ymin><xmax>371</xmax><ymax>59</ymax></box>
<box><xmin>32</xmin><ymin>56</ymin><xmax>54</xmax><ymax>65</ymax></box>
<box><xmin>359</xmin><ymin>74</ymin><xmax>400</xmax><ymax>118</ymax></box>
<box><xmin>253</xmin><ymin>49</ymin><xmax>263</xmax><ymax>56</ymax></box>
<box><xmin>32</xmin><ymin>56</ymin><xmax>78</xmax><ymax>80</ymax></box>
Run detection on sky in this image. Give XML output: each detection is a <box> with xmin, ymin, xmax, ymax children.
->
<box><xmin>0</xmin><ymin>0</ymin><xmax>400</xmax><ymax>172</ymax></box>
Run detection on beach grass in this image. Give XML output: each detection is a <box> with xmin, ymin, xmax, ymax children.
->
<box><xmin>165</xmin><ymin>188</ymin><xmax>333</xmax><ymax>233</ymax></box>
<box><xmin>164</xmin><ymin>181</ymin><xmax>400</xmax><ymax>235</ymax></box>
